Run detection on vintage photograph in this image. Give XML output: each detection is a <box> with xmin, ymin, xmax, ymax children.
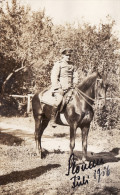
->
<box><xmin>0</xmin><ymin>0</ymin><xmax>120</xmax><ymax>194</ymax></box>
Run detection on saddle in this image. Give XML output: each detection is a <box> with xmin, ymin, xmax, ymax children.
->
<box><xmin>59</xmin><ymin>89</ymin><xmax>73</xmax><ymax>112</ymax></box>
<box><xmin>40</xmin><ymin>87</ymin><xmax>73</xmax><ymax>112</ymax></box>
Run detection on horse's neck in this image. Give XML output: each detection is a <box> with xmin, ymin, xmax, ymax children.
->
<box><xmin>87</xmin><ymin>81</ymin><xmax>96</xmax><ymax>99</ymax></box>
<box><xmin>77</xmin><ymin>72</ymin><xmax>98</xmax><ymax>101</ymax></box>
<box><xmin>78</xmin><ymin>72</ymin><xmax>98</xmax><ymax>92</ymax></box>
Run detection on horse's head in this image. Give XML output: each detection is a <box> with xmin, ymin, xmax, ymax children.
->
<box><xmin>78</xmin><ymin>71</ymin><xmax>107</xmax><ymax>108</ymax></box>
<box><xmin>96</xmin><ymin>72</ymin><xmax>107</xmax><ymax>108</ymax></box>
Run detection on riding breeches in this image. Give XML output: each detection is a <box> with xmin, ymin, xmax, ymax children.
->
<box><xmin>52</xmin><ymin>88</ymin><xmax>65</xmax><ymax>107</ymax></box>
<box><xmin>53</xmin><ymin>92</ymin><xmax>63</xmax><ymax>107</ymax></box>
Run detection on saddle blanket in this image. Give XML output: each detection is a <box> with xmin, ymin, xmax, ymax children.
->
<box><xmin>39</xmin><ymin>88</ymin><xmax>81</xmax><ymax>115</ymax></box>
<box><xmin>40</xmin><ymin>88</ymin><xmax>56</xmax><ymax>106</ymax></box>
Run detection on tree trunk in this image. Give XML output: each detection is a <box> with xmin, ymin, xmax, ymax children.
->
<box><xmin>1</xmin><ymin>66</ymin><xmax>26</xmax><ymax>97</ymax></box>
<box><xmin>1</xmin><ymin>72</ymin><xmax>14</xmax><ymax>96</ymax></box>
<box><xmin>0</xmin><ymin>59</ymin><xmax>36</xmax><ymax>98</ymax></box>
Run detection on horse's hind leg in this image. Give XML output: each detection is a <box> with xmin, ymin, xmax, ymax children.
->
<box><xmin>81</xmin><ymin>125</ymin><xmax>90</xmax><ymax>163</ymax></box>
<box><xmin>34</xmin><ymin>115</ymin><xmax>49</xmax><ymax>158</ymax></box>
<box><xmin>40</xmin><ymin>116</ymin><xmax>49</xmax><ymax>158</ymax></box>
<box><xmin>34</xmin><ymin>115</ymin><xmax>42</xmax><ymax>156</ymax></box>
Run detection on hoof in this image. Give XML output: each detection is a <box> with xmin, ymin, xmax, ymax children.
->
<box><xmin>82</xmin><ymin>157</ymin><xmax>87</xmax><ymax>164</ymax></box>
<box><xmin>82</xmin><ymin>158</ymin><xmax>89</xmax><ymax>165</ymax></box>
<box><xmin>36</xmin><ymin>150</ymin><xmax>42</xmax><ymax>158</ymax></box>
<box><xmin>41</xmin><ymin>149</ymin><xmax>49</xmax><ymax>158</ymax></box>
<box><xmin>77</xmin><ymin>159</ymin><xmax>83</xmax><ymax>165</ymax></box>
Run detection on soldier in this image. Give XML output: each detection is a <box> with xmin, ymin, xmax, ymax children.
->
<box><xmin>50</xmin><ymin>48</ymin><xmax>78</xmax><ymax>127</ymax></box>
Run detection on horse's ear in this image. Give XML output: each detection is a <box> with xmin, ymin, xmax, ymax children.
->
<box><xmin>97</xmin><ymin>72</ymin><xmax>107</xmax><ymax>91</ymax></box>
<box><xmin>97</xmin><ymin>72</ymin><xmax>102</xmax><ymax>78</ymax></box>
<box><xmin>97</xmin><ymin>70</ymin><xmax>105</xmax><ymax>79</ymax></box>
<box><xmin>92</xmin><ymin>66</ymin><xmax>97</xmax><ymax>73</ymax></box>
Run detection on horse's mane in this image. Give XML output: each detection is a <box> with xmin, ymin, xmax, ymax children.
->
<box><xmin>78</xmin><ymin>72</ymin><xmax>98</xmax><ymax>92</ymax></box>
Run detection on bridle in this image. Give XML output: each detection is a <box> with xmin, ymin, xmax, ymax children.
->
<box><xmin>75</xmin><ymin>78</ymin><xmax>105</xmax><ymax>109</ymax></box>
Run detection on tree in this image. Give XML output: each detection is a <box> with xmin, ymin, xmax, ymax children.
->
<box><xmin>0</xmin><ymin>0</ymin><xmax>31</xmax><ymax>95</ymax></box>
<box><xmin>0</xmin><ymin>0</ymin><xmax>54</xmax><ymax>95</ymax></box>
<box><xmin>0</xmin><ymin>0</ymin><xmax>119</xmax><ymax>127</ymax></box>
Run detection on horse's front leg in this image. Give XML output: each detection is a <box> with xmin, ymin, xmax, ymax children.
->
<box><xmin>81</xmin><ymin>124</ymin><xmax>90</xmax><ymax>163</ymax></box>
<box><xmin>70</xmin><ymin>123</ymin><xmax>77</xmax><ymax>155</ymax></box>
<box><xmin>35</xmin><ymin>115</ymin><xmax>49</xmax><ymax>158</ymax></box>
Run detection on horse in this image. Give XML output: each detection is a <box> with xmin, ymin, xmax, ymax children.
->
<box><xmin>32</xmin><ymin>71</ymin><xmax>106</xmax><ymax>162</ymax></box>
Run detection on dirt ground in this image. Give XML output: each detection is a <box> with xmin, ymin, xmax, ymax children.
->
<box><xmin>0</xmin><ymin>116</ymin><xmax>120</xmax><ymax>195</ymax></box>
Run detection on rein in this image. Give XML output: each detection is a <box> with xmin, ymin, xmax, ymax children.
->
<box><xmin>76</xmin><ymin>88</ymin><xmax>95</xmax><ymax>102</ymax></box>
<box><xmin>76</xmin><ymin>88</ymin><xmax>95</xmax><ymax>109</ymax></box>
<box><xmin>75</xmin><ymin>81</ymin><xmax>96</xmax><ymax>109</ymax></box>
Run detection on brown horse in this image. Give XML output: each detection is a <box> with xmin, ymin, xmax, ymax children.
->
<box><xmin>32</xmin><ymin>72</ymin><xmax>106</xmax><ymax>162</ymax></box>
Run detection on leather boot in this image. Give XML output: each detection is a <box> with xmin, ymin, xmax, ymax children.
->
<box><xmin>49</xmin><ymin>106</ymin><xmax>58</xmax><ymax>128</ymax></box>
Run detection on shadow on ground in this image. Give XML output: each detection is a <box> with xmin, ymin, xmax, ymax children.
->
<box><xmin>40</xmin><ymin>148</ymin><xmax>65</xmax><ymax>159</ymax></box>
<box><xmin>74</xmin><ymin>147</ymin><xmax>120</xmax><ymax>164</ymax></box>
<box><xmin>53</xmin><ymin>133</ymin><xmax>68</xmax><ymax>138</ymax></box>
<box><xmin>0</xmin><ymin>131</ymin><xmax>24</xmax><ymax>146</ymax></box>
<box><xmin>36</xmin><ymin>147</ymin><xmax>120</xmax><ymax>164</ymax></box>
<box><xmin>0</xmin><ymin>163</ymin><xmax>61</xmax><ymax>185</ymax></box>
<box><xmin>93</xmin><ymin>186</ymin><xmax>120</xmax><ymax>195</ymax></box>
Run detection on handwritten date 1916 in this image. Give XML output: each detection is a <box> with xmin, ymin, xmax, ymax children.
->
<box><xmin>94</xmin><ymin>165</ymin><xmax>110</xmax><ymax>182</ymax></box>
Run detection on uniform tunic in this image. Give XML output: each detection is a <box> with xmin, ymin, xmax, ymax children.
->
<box><xmin>51</xmin><ymin>59</ymin><xmax>78</xmax><ymax>91</ymax></box>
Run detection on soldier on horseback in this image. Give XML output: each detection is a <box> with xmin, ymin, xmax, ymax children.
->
<box><xmin>50</xmin><ymin>48</ymin><xmax>78</xmax><ymax>127</ymax></box>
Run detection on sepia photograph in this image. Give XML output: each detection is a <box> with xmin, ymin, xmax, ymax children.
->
<box><xmin>0</xmin><ymin>0</ymin><xmax>120</xmax><ymax>194</ymax></box>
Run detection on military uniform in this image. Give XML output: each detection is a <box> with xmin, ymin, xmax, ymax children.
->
<box><xmin>49</xmin><ymin>48</ymin><xmax>78</xmax><ymax>127</ymax></box>
<box><xmin>51</xmin><ymin>59</ymin><xmax>78</xmax><ymax>91</ymax></box>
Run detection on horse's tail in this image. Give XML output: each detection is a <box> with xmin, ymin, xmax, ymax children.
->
<box><xmin>32</xmin><ymin>93</ymin><xmax>42</xmax><ymax>119</ymax></box>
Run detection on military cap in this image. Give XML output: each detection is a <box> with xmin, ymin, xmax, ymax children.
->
<box><xmin>61</xmin><ymin>48</ymin><xmax>73</xmax><ymax>55</ymax></box>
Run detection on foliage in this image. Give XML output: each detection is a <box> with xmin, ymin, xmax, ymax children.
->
<box><xmin>0</xmin><ymin>0</ymin><xmax>119</xmax><ymax>129</ymax></box>
<box><xmin>0</xmin><ymin>0</ymin><xmax>53</xmax><ymax>94</ymax></box>
<box><xmin>96</xmin><ymin>99</ymin><xmax>120</xmax><ymax>129</ymax></box>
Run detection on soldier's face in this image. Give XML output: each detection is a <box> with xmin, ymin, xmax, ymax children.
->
<box><xmin>63</xmin><ymin>54</ymin><xmax>71</xmax><ymax>61</ymax></box>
